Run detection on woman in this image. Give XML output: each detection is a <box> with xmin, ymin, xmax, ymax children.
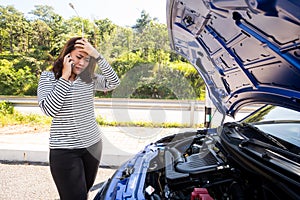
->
<box><xmin>37</xmin><ymin>37</ymin><xmax>120</xmax><ymax>200</ymax></box>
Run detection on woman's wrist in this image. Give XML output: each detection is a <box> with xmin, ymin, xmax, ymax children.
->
<box><xmin>61</xmin><ymin>75</ymin><xmax>69</xmax><ymax>81</ymax></box>
<box><xmin>96</xmin><ymin>54</ymin><xmax>104</xmax><ymax>62</ymax></box>
<box><xmin>90</xmin><ymin>49</ymin><xmax>100</xmax><ymax>58</ymax></box>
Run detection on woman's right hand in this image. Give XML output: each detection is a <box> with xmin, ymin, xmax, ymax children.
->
<box><xmin>62</xmin><ymin>53</ymin><xmax>73</xmax><ymax>80</ymax></box>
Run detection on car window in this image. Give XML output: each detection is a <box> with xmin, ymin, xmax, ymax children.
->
<box><xmin>243</xmin><ymin>105</ymin><xmax>300</xmax><ymax>147</ymax></box>
<box><xmin>243</xmin><ymin>105</ymin><xmax>300</xmax><ymax>123</ymax></box>
<box><xmin>254</xmin><ymin>123</ymin><xmax>300</xmax><ymax>147</ymax></box>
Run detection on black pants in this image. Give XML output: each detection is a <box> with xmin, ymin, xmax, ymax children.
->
<box><xmin>49</xmin><ymin>140</ymin><xmax>102</xmax><ymax>200</ymax></box>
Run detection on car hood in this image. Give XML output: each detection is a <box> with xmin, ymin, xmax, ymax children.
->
<box><xmin>167</xmin><ymin>0</ymin><xmax>300</xmax><ymax>116</ymax></box>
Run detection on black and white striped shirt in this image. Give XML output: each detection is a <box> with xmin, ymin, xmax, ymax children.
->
<box><xmin>37</xmin><ymin>59</ymin><xmax>120</xmax><ymax>149</ymax></box>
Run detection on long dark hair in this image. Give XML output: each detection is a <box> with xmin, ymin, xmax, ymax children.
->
<box><xmin>52</xmin><ymin>37</ymin><xmax>97</xmax><ymax>83</ymax></box>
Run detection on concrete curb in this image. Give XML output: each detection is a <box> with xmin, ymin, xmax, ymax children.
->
<box><xmin>0</xmin><ymin>127</ymin><xmax>194</xmax><ymax>166</ymax></box>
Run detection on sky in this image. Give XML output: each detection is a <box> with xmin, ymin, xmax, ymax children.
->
<box><xmin>0</xmin><ymin>0</ymin><xmax>167</xmax><ymax>26</ymax></box>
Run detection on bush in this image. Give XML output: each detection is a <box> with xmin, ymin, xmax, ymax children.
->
<box><xmin>112</xmin><ymin>62</ymin><xmax>204</xmax><ymax>100</ymax></box>
<box><xmin>0</xmin><ymin>101</ymin><xmax>14</xmax><ymax>115</ymax></box>
<box><xmin>0</xmin><ymin>101</ymin><xmax>52</xmax><ymax>127</ymax></box>
<box><xmin>0</xmin><ymin>59</ymin><xmax>38</xmax><ymax>95</ymax></box>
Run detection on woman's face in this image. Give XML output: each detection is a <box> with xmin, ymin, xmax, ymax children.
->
<box><xmin>70</xmin><ymin>48</ymin><xmax>90</xmax><ymax>75</ymax></box>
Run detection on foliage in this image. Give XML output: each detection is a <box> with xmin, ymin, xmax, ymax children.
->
<box><xmin>0</xmin><ymin>5</ymin><xmax>206</xmax><ymax>99</ymax></box>
<box><xmin>0</xmin><ymin>58</ymin><xmax>38</xmax><ymax>95</ymax></box>
<box><xmin>0</xmin><ymin>101</ymin><xmax>14</xmax><ymax>115</ymax></box>
<box><xmin>169</xmin><ymin>62</ymin><xmax>205</xmax><ymax>100</ymax></box>
<box><xmin>132</xmin><ymin>10</ymin><xmax>155</xmax><ymax>33</ymax></box>
<box><xmin>129</xmin><ymin>63</ymin><xmax>199</xmax><ymax>99</ymax></box>
<box><xmin>96</xmin><ymin>115</ymin><xmax>202</xmax><ymax>128</ymax></box>
<box><xmin>0</xmin><ymin>101</ymin><xmax>52</xmax><ymax>127</ymax></box>
<box><xmin>109</xmin><ymin>61</ymin><xmax>204</xmax><ymax>100</ymax></box>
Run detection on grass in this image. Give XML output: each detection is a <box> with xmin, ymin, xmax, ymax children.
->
<box><xmin>0</xmin><ymin>113</ymin><xmax>52</xmax><ymax>128</ymax></box>
<box><xmin>96</xmin><ymin>115</ymin><xmax>202</xmax><ymax>128</ymax></box>
<box><xmin>1</xmin><ymin>113</ymin><xmax>202</xmax><ymax>128</ymax></box>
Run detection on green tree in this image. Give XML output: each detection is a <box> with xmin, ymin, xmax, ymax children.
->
<box><xmin>110</xmin><ymin>26</ymin><xmax>134</xmax><ymax>59</ymax></box>
<box><xmin>112</xmin><ymin>63</ymin><xmax>199</xmax><ymax>99</ymax></box>
<box><xmin>0</xmin><ymin>6</ymin><xmax>206</xmax><ymax>99</ymax></box>
<box><xmin>92</xmin><ymin>18</ymin><xmax>117</xmax><ymax>58</ymax></box>
<box><xmin>131</xmin><ymin>11</ymin><xmax>170</xmax><ymax>63</ymax></box>
<box><xmin>29</xmin><ymin>5</ymin><xmax>67</xmax><ymax>57</ymax></box>
<box><xmin>0</xmin><ymin>5</ymin><xmax>29</xmax><ymax>53</ymax></box>
<box><xmin>30</xmin><ymin>20</ymin><xmax>52</xmax><ymax>49</ymax></box>
<box><xmin>29</xmin><ymin>5</ymin><xmax>57</xmax><ymax>24</ymax></box>
<box><xmin>132</xmin><ymin>10</ymin><xmax>156</xmax><ymax>33</ymax></box>
<box><xmin>135</xmin><ymin>21</ymin><xmax>171</xmax><ymax>64</ymax></box>
<box><xmin>0</xmin><ymin>59</ymin><xmax>37</xmax><ymax>95</ymax></box>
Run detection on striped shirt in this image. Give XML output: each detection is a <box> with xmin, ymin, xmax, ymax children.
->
<box><xmin>37</xmin><ymin>58</ymin><xmax>120</xmax><ymax>149</ymax></box>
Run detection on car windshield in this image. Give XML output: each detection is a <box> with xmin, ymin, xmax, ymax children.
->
<box><xmin>243</xmin><ymin>105</ymin><xmax>300</xmax><ymax>147</ymax></box>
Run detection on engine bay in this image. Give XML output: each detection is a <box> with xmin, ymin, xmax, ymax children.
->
<box><xmin>143</xmin><ymin>128</ymin><xmax>298</xmax><ymax>200</ymax></box>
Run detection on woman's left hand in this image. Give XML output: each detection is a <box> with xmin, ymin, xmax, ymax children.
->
<box><xmin>74</xmin><ymin>38</ymin><xmax>99</xmax><ymax>58</ymax></box>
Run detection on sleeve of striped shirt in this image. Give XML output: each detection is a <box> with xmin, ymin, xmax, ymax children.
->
<box><xmin>37</xmin><ymin>72</ymin><xmax>71</xmax><ymax>117</ymax></box>
<box><xmin>94</xmin><ymin>58</ymin><xmax>120</xmax><ymax>91</ymax></box>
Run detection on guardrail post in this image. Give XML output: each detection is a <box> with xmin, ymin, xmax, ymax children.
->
<box><xmin>190</xmin><ymin>101</ymin><xmax>195</xmax><ymax>127</ymax></box>
<box><xmin>204</xmin><ymin>88</ymin><xmax>213</xmax><ymax>128</ymax></box>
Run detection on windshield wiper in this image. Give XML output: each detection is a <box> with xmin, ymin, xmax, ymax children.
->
<box><xmin>240</xmin><ymin>122</ymin><xmax>288</xmax><ymax>150</ymax></box>
<box><xmin>240</xmin><ymin>138</ymin><xmax>299</xmax><ymax>160</ymax></box>
<box><xmin>252</xmin><ymin>120</ymin><xmax>300</xmax><ymax>125</ymax></box>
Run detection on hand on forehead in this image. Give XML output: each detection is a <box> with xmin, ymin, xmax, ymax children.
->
<box><xmin>74</xmin><ymin>38</ymin><xmax>96</xmax><ymax>57</ymax></box>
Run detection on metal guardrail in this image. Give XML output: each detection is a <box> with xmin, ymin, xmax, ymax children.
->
<box><xmin>0</xmin><ymin>96</ymin><xmax>204</xmax><ymax>110</ymax></box>
<box><xmin>0</xmin><ymin>96</ymin><xmax>206</xmax><ymax>126</ymax></box>
<box><xmin>0</xmin><ymin>96</ymin><xmax>257</xmax><ymax>126</ymax></box>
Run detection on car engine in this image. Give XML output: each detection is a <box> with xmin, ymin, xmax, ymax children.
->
<box><xmin>143</xmin><ymin>128</ymin><xmax>298</xmax><ymax>200</ymax></box>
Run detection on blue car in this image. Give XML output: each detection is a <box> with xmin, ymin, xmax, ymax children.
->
<box><xmin>95</xmin><ymin>0</ymin><xmax>300</xmax><ymax>199</ymax></box>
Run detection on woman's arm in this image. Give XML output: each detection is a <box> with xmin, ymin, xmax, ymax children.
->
<box><xmin>93</xmin><ymin>58</ymin><xmax>120</xmax><ymax>91</ymax></box>
<box><xmin>74</xmin><ymin>38</ymin><xmax>120</xmax><ymax>91</ymax></box>
<box><xmin>37</xmin><ymin>71</ymin><xmax>71</xmax><ymax>117</ymax></box>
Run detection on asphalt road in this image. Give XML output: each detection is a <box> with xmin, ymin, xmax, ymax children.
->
<box><xmin>0</xmin><ymin>162</ymin><xmax>116</xmax><ymax>200</ymax></box>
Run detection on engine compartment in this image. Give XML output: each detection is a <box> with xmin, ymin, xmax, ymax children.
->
<box><xmin>143</xmin><ymin>129</ymin><xmax>297</xmax><ymax>200</ymax></box>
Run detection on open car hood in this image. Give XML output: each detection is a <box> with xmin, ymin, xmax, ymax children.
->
<box><xmin>167</xmin><ymin>0</ymin><xmax>300</xmax><ymax>116</ymax></box>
